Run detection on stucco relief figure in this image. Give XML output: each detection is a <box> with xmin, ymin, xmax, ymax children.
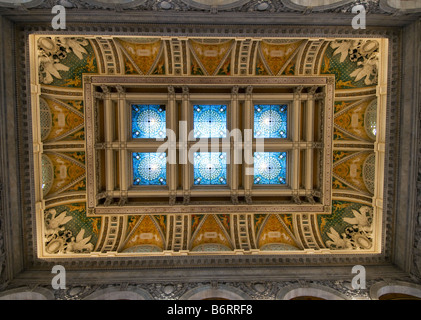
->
<box><xmin>331</xmin><ymin>40</ymin><xmax>379</xmax><ymax>85</ymax></box>
<box><xmin>38</xmin><ymin>37</ymin><xmax>89</xmax><ymax>84</ymax></box>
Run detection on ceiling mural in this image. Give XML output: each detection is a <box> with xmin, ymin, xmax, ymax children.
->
<box><xmin>31</xmin><ymin>35</ymin><xmax>386</xmax><ymax>258</ymax></box>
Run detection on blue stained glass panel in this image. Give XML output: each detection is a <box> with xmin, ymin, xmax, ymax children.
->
<box><xmin>254</xmin><ymin>104</ymin><xmax>287</xmax><ymax>138</ymax></box>
<box><xmin>254</xmin><ymin>152</ymin><xmax>287</xmax><ymax>185</ymax></box>
<box><xmin>194</xmin><ymin>152</ymin><xmax>227</xmax><ymax>185</ymax></box>
<box><xmin>133</xmin><ymin>152</ymin><xmax>167</xmax><ymax>185</ymax></box>
<box><xmin>132</xmin><ymin>104</ymin><xmax>166</xmax><ymax>139</ymax></box>
<box><xmin>193</xmin><ymin>105</ymin><xmax>227</xmax><ymax>138</ymax></box>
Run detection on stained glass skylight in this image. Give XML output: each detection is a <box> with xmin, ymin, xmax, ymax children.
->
<box><xmin>193</xmin><ymin>152</ymin><xmax>227</xmax><ymax>185</ymax></box>
<box><xmin>133</xmin><ymin>152</ymin><xmax>167</xmax><ymax>185</ymax></box>
<box><xmin>254</xmin><ymin>152</ymin><xmax>287</xmax><ymax>185</ymax></box>
<box><xmin>132</xmin><ymin>104</ymin><xmax>166</xmax><ymax>139</ymax></box>
<box><xmin>254</xmin><ymin>104</ymin><xmax>287</xmax><ymax>138</ymax></box>
<box><xmin>193</xmin><ymin>105</ymin><xmax>227</xmax><ymax>138</ymax></box>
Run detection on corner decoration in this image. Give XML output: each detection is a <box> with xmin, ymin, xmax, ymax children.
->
<box><xmin>326</xmin><ymin>206</ymin><xmax>373</xmax><ymax>250</ymax></box>
<box><xmin>45</xmin><ymin>208</ymin><xmax>94</xmax><ymax>254</ymax></box>
<box><xmin>30</xmin><ymin>35</ymin><xmax>386</xmax><ymax>257</ymax></box>
<box><xmin>330</xmin><ymin>40</ymin><xmax>379</xmax><ymax>86</ymax></box>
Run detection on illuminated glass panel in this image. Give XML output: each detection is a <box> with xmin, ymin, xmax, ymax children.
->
<box><xmin>194</xmin><ymin>152</ymin><xmax>227</xmax><ymax>185</ymax></box>
<box><xmin>133</xmin><ymin>152</ymin><xmax>167</xmax><ymax>185</ymax></box>
<box><xmin>254</xmin><ymin>104</ymin><xmax>287</xmax><ymax>138</ymax></box>
<box><xmin>132</xmin><ymin>104</ymin><xmax>166</xmax><ymax>139</ymax></box>
<box><xmin>193</xmin><ymin>105</ymin><xmax>227</xmax><ymax>138</ymax></box>
<box><xmin>254</xmin><ymin>152</ymin><xmax>287</xmax><ymax>185</ymax></box>
<box><xmin>364</xmin><ymin>101</ymin><xmax>377</xmax><ymax>140</ymax></box>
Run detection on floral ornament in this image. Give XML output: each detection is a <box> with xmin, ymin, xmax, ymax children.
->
<box><xmin>326</xmin><ymin>206</ymin><xmax>373</xmax><ymax>250</ymax></box>
<box><xmin>38</xmin><ymin>37</ymin><xmax>89</xmax><ymax>84</ymax></box>
<box><xmin>44</xmin><ymin>209</ymin><xmax>94</xmax><ymax>254</ymax></box>
<box><xmin>330</xmin><ymin>39</ymin><xmax>379</xmax><ymax>86</ymax></box>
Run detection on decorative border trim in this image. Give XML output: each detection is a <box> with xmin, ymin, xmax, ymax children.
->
<box><xmin>4</xmin><ymin>278</ymin><xmax>421</xmax><ymax>300</ymax></box>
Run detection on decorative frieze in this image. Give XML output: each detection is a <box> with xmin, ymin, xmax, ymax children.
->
<box><xmin>1</xmin><ymin>0</ymin><xmax>417</xmax><ymax>15</ymax></box>
<box><xmin>5</xmin><ymin>277</ymin><xmax>421</xmax><ymax>300</ymax></box>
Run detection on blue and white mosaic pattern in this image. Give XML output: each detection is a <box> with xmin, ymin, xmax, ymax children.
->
<box><xmin>194</xmin><ymin>152</ymin><xmax>227</xmax><ymax>185</ymax></box>
<box><xmin>193</xmin><ymin>105</ymin><xmax>227</xmax><ymax>138</ymax></box>
<box><xmin>132</xmin><ymin>104</ymin><xmax>166</xmax><ymax>139</ymax></box>
<box><xmin>254</xmin><ymin>104</ymin><xmax>287</xmax><ymax>138</ymax></box>
<box><xmin>254</xmin><ymin>152</ymin><xmax>287</xmax><ymax>185</ymax></box>
<box><xmin>133</xmin><ymin>152</ymin><xmax>167</xmax><ymax>185</ymax></box>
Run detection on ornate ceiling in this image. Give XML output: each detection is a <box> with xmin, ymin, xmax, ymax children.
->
<box><xmin>31</xmin><ymin>35</ymin><xmax>387</xmax><ymax>258</ymax></box>
<box><xmin>1</xmin><ymin>0</ymin><xmax>421</xmax><ymax>13</ymax></box>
